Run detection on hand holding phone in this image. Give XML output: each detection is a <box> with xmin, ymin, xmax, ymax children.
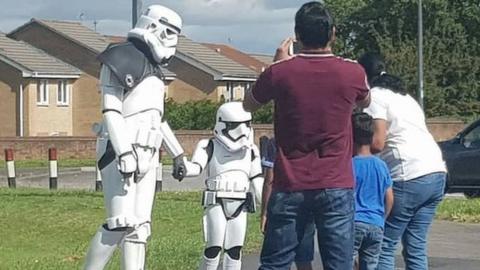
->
<box><xmin>274</xmin><ymin>37</ymin><xmax>294</xmax><ymax>62</ymax></box>
<box><xmin>289</xmin><ymin>41</ymin><xmax>303</xmax><ymax>55</ymax></box>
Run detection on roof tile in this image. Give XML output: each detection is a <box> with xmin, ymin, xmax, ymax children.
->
<box><xmin>0</xmin><ymin>32</ymin><xmax>80</xmax><ymax>75</ymax></box>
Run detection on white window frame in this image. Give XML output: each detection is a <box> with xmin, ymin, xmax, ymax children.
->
<box><xmin>226</xmin><ymin>82</ymin><xmax>233</xmax><ymax>101</ymax></box>
<box><xmin>57</xmin><ymin>80</ymin><xmax>70</xmax><ymax>106</ymax></box>
<box><xmin>37</xmin><ymin>79</ymin><xmax>49</xmax><ymax>106</ymax></box>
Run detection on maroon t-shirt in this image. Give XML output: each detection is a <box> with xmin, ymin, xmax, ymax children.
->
<box><xmin>252</xmin><ymin>54</ymin><xmax>369</xmax><ymax>191</ymax></box>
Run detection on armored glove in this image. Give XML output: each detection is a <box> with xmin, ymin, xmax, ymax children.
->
<box><xmin>172</xmin><ymin>154</ymin><xmax>186</xmax><ymax>181</ymax></box>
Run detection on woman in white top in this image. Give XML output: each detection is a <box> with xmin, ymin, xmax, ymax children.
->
<box><xmin>358</xmin><ymin>53</ymin><xmax>446</xmax><ymax>270</ymax></box>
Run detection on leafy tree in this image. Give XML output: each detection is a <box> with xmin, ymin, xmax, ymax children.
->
<box><xmin>164</xmin><ymin>99</ymin><xmax>220</xmax><ymax>130</ymax></box>
<box><xmin>252</xmin><ymin>101</ymin><xmax>274</xmax><ymax>124</ymax></box>
<box><xmin>339</xmin><ymin>0</ymin><xmax>480</xmax><ymax>119</ymax></box>
<box><xmin>164</xmin><ymin>99</ymin><xmax>274</xmax><ymax>130</ymax></box>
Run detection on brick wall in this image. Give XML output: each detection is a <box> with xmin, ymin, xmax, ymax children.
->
<box><xmin>0</xmin><ymin>121</ymin><xmax>466</xmax><ymax>160</ymax></box>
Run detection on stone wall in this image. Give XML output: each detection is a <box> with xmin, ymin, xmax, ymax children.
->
<box><xmin>0</xmin><ymin>121</ymin><xmax>466</xmax><ymax>160</ymax></box>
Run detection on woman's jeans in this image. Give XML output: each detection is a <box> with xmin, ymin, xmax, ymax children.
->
<box><xmin>377</xmin><ymin>172</ymin><xmax>446</xmax><ymax>270</ymax></box>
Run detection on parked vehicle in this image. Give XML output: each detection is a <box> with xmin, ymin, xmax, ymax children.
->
<box><xmin>439</xmin><ymin>119</ymin><xmax>480</xmax><ymax>198</ymax></box>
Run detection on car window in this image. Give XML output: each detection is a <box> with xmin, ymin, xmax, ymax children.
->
<box><xmin>463</xmin><ymin>125</ymin><xmax>480</xmax><ymax>148</ymax></box>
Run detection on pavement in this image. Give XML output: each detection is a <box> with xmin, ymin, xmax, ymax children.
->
<box><xmin>242</xmin><ymin>220</ymin><xmax>480</xmax><ymax>269</ymax></box>
<box><xmin>1</xmin><ymin>167</ymin><xmax>479</xmax><ymax>269</ymax></box>
<box><xmin>0</xmin><ymin>165</ymin><xmax>205</xmax><ymax>191</ymax></box>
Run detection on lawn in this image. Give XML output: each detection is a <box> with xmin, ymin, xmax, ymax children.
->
<box><xmin>0</xmin><ymin>189</ymin><xmax>263</xmax><ymax>269</ymax></box>
<box><xmin>436</xmin><ymin>197</ymin><xmax>480</xmax><ymax>223</ymax></box>
<box><xmin>1</xmin><ymin>188</ymin><xmax>479</xmax><ymax>270</ymax></box>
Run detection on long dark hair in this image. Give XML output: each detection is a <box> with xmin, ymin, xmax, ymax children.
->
<box><xmin>358</xmin><ymin>52</ymin><xmax>407</xmax><ymax>95</ymax></box>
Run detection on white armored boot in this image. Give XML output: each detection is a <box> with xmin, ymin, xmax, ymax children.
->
<box><xmin>223</xmin><ymin>253</ymin><xmax>241</xmax><ymax>270</ymax></box>
<box><xmin>120</xmin><ymin>223</ymin><xmax>151</xmax><ymax>270</ymax></box>
<box><xmin>121</xmin><ymin>241</ymin><xmax>146</xmax><ymax>270</ymax></box>
<box><xmin>200</xmin><ymin>254</ymin><xmax>221</xmax><ymax>270</ymax></box>
<box><xmin>84</xmin><ymin>225</ymin><xmax>125</xmax><ymax>270</ymax></box>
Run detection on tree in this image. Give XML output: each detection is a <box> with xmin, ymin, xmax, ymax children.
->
<box><xmin>341</xmin><ymin>0</ymin><xmax>480</xmax><ymax>120</ymax></box>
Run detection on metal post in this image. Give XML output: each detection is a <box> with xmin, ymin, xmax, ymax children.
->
<box><xmin>155</xmin><ymin>149</ymin><xmax>163</xmax><ymax>192</ymax></box>
<box><xmin>417</xmin><ymin>0</ymin><xmax>424</xmax><ymax>109</ymax></box>
<box><xmin>132</xmin><ymin>0</ymin><xmax>143</xmax><ymax>28</ymax></box>
<box><xmin>48</xmin><ymin>148</ymin><xmax>58</xmax><ymax>190</ymax></box>
<box><xmin>5</xmin><ymin>149</ymin><xmax>16</xmax><ymax>188</ymax></box>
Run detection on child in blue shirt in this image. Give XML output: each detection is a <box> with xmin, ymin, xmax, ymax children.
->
<box><xmin>352</xmin><ymin>113</ymin><xmax>394</xmax><ymax>270</ymax></box>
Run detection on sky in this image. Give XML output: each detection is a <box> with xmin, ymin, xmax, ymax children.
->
<box><xmin>0</xmin><ymin>0</ymin><xmax>312</xmax><ymax>54</ymax></box>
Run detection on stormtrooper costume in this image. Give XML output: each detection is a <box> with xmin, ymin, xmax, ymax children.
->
<box><xmin>181</xmin><ymin>102</ymin><xmax>264</xmax><ymax>270</ymax></box>
<box><xmin>84</xmin><ymin>5</ymin><xmax>185</xmax><ymax>270</ymax></box>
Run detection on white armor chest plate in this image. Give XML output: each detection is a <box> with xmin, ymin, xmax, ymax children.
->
<box><xmin>122</xmin><ymin>76</ymin><xmax>165</xmax><ymax>117</ymax></box>
<box><xmin>122</xmin><ymin>76</ymin><xmax>165</xmax><ymax>149</ymax></box>
<box><xmin>205</xmin><ymin>140</ymin><xmax>252</xmax><ymax>195</ymax></box>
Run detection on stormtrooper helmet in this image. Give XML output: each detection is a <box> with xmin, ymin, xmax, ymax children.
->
<box><xmin>214</xmin><ymin>102</ymin><xmax>253</xmax><ymax>152</ymax></box>
<box><xmin>127</xmin><ymin>5</ymin><xmax>182</xmax><ymax>65</ymax></box>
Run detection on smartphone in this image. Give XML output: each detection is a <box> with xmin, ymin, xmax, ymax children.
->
<box><xmin>289</xmin><ymin>41</ymin><xmax>303</xmax><ymax>55</ymax></box>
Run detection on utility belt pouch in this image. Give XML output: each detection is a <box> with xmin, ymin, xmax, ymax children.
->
<box><xmin>135</xmin><ymin>129</ymin><xmax>162</xmax><ymax>149</ymax></box>
<box><xmin>202</xmin><ymin>190</ymin><xmax>217</xmax><ymax>208</ymax></box>
<box><xmin>245</xmin><ymin>192</ymin><xmax>256</xmax><ymax>213</ymax></box>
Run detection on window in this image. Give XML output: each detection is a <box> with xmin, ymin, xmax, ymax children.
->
<box><xmin>37</xmin><ymin>80</ymin><xmax>48</xmax><ymax>105</ymax></box>
<box><xmin>463</xmin><ymin>125</ymin><xmax>480</xmax><ymax>149</ymax></box>
<box><xmin>57</xmin><ymin>80</ymin><xmax>69</xmax><ymax>106</ymax></box>
<box><xmin>226</xmin><ymin>82</ymin><xmax>233</xmax><ymax>101</ymax></box>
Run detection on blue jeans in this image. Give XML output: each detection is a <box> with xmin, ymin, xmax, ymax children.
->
<box><xmin>353</xmin><ymin>222</ymin><xmax>383</xmax><ymax>270</ymax></box>
<box><xmin>377</xmin><ymin>172</ymin><xmax>446</xmax><ymax>270</ymax></box>
<box><xmin>259</xmin><ymin>188</ymin><xmax>354</xmax><ymax>270</ymax></box>
<box><xmin>294</xmin><ymin>220</ymin><xmax>315</xmax><ymax>263</ymax></box>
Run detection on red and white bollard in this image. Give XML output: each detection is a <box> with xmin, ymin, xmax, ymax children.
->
<box><xmin>48</xmin><ymin>148</ymin><xmax>58</xmax><ymax>190</ymax></box>
<box><xmin>4</xmin><ymin>149</ymin><xmax>16</xmax><ymax>188</ymax></box>
<box><xmin>155</xmin><ymin>149</ymin><xmax>163</xmax><ymax>192</ymax></box>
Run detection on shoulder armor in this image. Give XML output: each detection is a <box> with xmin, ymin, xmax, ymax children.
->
<box><xmin>98</xmin><ymin>42</ymin><xmax>162</xmax><ymax>91</ymax></box>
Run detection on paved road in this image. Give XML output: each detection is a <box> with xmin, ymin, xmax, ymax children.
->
<box><xmin>243</xmin><ymin>220</ymin><xmax>480</xmax><ymax>270</ymax></box>
<box><xmin>0</xmin><ymin>167</ymin><xmax>468</xmax><ymax>197</ymax></box>
<box><xmin>0</xmin><ymin>166</ymin><xmax>205</xmax><ymax>191</ymax></box>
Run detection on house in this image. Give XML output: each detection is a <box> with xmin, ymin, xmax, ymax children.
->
<box><xmin>107</xmin><ymin>35</ymin><xmax>259</xmax><ymax>102</ymax></box>
<box><xmin>0</xmin><ymin>33</ymin><xmax>81</xmax><ymax>136</ymax></box>
<box><xmin>9</xmin><ymin>19</ymin><xmax>258</xmax><ymax>136</ymax></box>
<box><xmin>8</xmin><ymin>19</ymin><xmax>175</xmax><ymax>136</ymax></box>
<box><xmin>202</xmin><ymin>43</ymin><xmax>268</xmax><ymax>74</ymax></box>
<box><xmin>168</xmin><ymin>36</ymin><xmax>258</xmax><ymax>102</ymax></box>
<box><xmin>249</xmin><ymin>53</ymin><xmax>273</xmax><ymax>66</ymax></box>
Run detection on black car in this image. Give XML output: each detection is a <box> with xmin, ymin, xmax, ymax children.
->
<box><xmin>439</xmin><ymin>119</ymin><xmax>480</xmax><ymax>197</ymax></box>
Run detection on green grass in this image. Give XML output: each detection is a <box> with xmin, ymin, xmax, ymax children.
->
<box><xmin>436</xmin><ymin>197</ymin><xmax>480</xmax><ymax>223</ymax></box>
<box><xmin>0</xmin><ymin>189</ymin><xmax>263</xmax><ymax>269</ymax></box>
<box><xmin>0</xmin><ymin>157</ymin><xmax>174</xmax><ymax>169</ymax></box>
<box><xmin>2</xmin><ymin>190</ymin><xmax>476</xmax><ymax>269</ymax></box>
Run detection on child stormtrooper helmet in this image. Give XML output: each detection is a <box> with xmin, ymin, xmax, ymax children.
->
<box><xmin>214</xmin><ymin>102</ymin><xmax>253</xmax><ymax>152</ymax></box>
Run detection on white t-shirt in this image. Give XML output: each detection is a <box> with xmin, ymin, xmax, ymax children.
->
<box><xmin>364</xmin><ymin>87</ymin><xmax>446</xmax><ymax>181</ymax></box>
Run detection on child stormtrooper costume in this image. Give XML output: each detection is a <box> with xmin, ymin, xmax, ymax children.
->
<box><xmin>180</xmin><ymin>102</ymin><xmax>264</xmax><ymax>270</ymax></box>
<box><xmin>84</xmin><ymin>5</ymin><xmax>186</xmax><ymax>270</ymax></box>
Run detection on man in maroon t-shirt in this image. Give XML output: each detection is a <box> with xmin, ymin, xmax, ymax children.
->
<box><xmin>243</xmin><ymin>2</ymin><xmax>370</xmax><ymax>270</ymax></box>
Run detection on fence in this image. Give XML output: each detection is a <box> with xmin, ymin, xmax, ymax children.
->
<box><xmin>0</xmin><ymin>121</ymin><xmax>465</xmax><ymax>161</ymax></box>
